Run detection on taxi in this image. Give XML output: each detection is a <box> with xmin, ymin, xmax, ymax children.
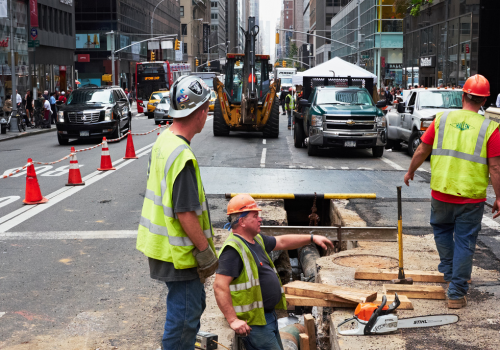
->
<box><xmin>146</xmin><ymin>90</ymin><xmax>169</xmax><ymax>118</ymax></box>
<box><xmin>209</xmin><ymin>90</ymin><xmax>217</xmax><ymax>112</ymax></box>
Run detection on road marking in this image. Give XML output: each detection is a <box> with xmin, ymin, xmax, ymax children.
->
<box><xmin>482</xmin><ymin>215</ymin><xmax>500</xmax><ymax>230</ymax></box>
<box><xmin>341</xmin><ymin>167</ymin><xmax>349</xmax><ymax>170</ymax></box>
<box><xmin>299</xmin><ymin>165</ymin><xmax>314</xmax><ymax>169</ymax></box>
<box><xmin>0</xmin><ymin>312</ymin><xmax>5</xmax><ymax>318</ymax></box>
<box><xmin>324</xmin><ymin>166</ymin><xmax>335</xmax><ymax>170</ymax></box>
<box><xmin>206</xmin><ymin>115</ymin><xmax>214</xmax><ymax>121</ymax></box>
<box><xmin>0</xmin><ymin>143</ymin><xmax>154</xmax><ymax>233</ymax></box>
<box><xmin>0</xmin><ymin>196</ymin><xmax>20</xmax><ymax>209</ymax></box>
<box><xmin>260</xmin><ymin>148</ymin><xmax>267</xmax><ymax>168</ymax></box>
<box><xmin>3</xmin><ymin>165</ymin><xmax>53</xmax><ymax>178</ymax></box>
<box><xmin>0</xmin><ymin>230</ymin><xmax>138</xmax><ymax>239</ymax></box>
<box><xmin>289</xmin><ymin>165</ymin><xmax>296</xmax><ymax>168</ymax></box>
<box><xmin>380</xmin><ymin>157</ymin><xmax>405</xmax><ymax>171</ymax></box>
<box><xmin>357</xmin><ymin>167</ymin><xmax>373</xmax><ymax>170</ymax></box>
<box><xmin>263</xmin><ymin>139</ymin><xmax>266</xmax><ymax>145</ymax></box>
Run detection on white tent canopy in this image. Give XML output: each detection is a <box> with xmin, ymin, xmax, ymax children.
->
<box><xmin>291</xmin><ymin>57</ymin><xmax>377</xmax><ymax>86</ymax></box>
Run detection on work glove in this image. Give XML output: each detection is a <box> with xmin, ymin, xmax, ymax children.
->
<box><xmin>193</xmin><ymin>246</ymin><xmax>219</xmax><ymax>282</ymax></box>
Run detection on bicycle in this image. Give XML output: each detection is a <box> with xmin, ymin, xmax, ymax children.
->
<box><xmin>4</xmin><ymin>109</ymin><xmax>27</xmax><ymax>132</ymax></box>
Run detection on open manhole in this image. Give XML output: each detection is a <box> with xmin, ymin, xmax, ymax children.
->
<box><xmin>333</xmin><ymin>254</ymin><xmax>399</xmax><ymax>269</ymax></box>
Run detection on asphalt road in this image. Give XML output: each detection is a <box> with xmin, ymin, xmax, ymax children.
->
<box><xmin>1</xmin><ymin>106</ymin><xmax>500</xmax><ymax>348</ymax></box>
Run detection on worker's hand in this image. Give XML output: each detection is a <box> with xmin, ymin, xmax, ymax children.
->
<box><xmin>193</xmin><ymin>246</ymin><xmax>219</xmax><ymax>280</ymax></box>
<box><xmin>492</xmin><ymin>198</ymin><xmax>500</xmax><ymax>219</ymax></box>
<box><xmin>230</xmin><ymin>318</ymin><xmax>252</xmax><ymax>336</ymax></box>
<box><xmin>313</xmin><ymin>235</ymin><xmax>334</xmax><ymax>250</ymax></box>
<box><xmin>404</xmin><ymin>171</ymin><xmax>414</xmax><ymax>186</ymax></box>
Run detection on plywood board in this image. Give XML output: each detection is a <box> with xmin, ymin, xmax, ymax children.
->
<box><xmin>284</xmin><ymin>281</ymin><xmax>377</xmax><ymax>304</ymax></box>
<box><xmin>375</xmin><ymin>294</ymin><xmax>413</xmax><ymax>310</ymax></box>
<box><xmin>299</xmin><ymin>334</ymin><xmax>310</xmax><ymax>350</ymax></box>
<box><xmin>285</xmin><ymin>294</ymin><xmax>413</xmax><ymax>310</ymax></box>
<box><xmin>383</xmin><ymin>284</ymin><xmax>446</xmax><ymax>300</ymax></box>
<box><xmin>355</xmin><ymin>268</ymin><xmax>446</xmax><ymax>283</ymax></box>
<box><xmin>304</xmin><ymin>314</ymin><xmax>316</xmax><ymax>350</ymax></box>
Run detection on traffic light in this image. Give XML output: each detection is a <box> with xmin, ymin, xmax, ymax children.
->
<box><xmin>174</xmin><ymin>39</ymin><xmax>180</xmax><ymax>51</ymax></box>
<box><xmin>196</xmin><ymin>59</ymin><xmax>199</xmax><ymax>66</ymax></box>
<box><xmin>275</xmin><ymin>33</ymin><xmax>279</xmax><ymax>44</ymax></box>
<box><xmin>151</xmin><ymin>51</ymin><xmax>155</xmax><ymax>61</ymax></box>
<box><xmin>207</xmin><ymin>61</ymin><xmax>211</xmax><ymax>67</ymax></box>
<box><xmin>283</xmin><ymin>60</ymin><xmax>286</xmax><ymax>67</ymax></box>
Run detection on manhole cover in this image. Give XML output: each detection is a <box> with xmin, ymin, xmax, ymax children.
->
<box><xmin>333</xmin><ymin>255</ymin><xmax>398</xmax><ymax>269</ymax></box>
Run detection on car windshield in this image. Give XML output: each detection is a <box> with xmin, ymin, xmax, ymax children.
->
<box><xmin>211</xmin><ymin>90</ymin><xmax>216</xmax><ymax>99</ymax></box>
<box><xmin>315</xmin><ymin>90</ymin><xmax>373</xmax><ymax>106</ymax></box>
<box><xmin>419</xmin><ymin>91</ymin><xmax>463</xmax><ymax>109</ymax></box>
<box><xmin>151</xmin><ymin>92</ymin><xmax>166</xmax><ymax>100</ymax></box>
<box><xmin>67</xmin><ymin>90</ymin><xmax>113</xmax><ymax>105</ymax></box>
<box><xmin>160</xmin><ymin>96</ymin><xmax>170</xmax><ymax>104</ymax></box>
<box><xmin>281</xmin><ymin>78</ymin><xmax>292</xmax><ymax>85</ymax></box>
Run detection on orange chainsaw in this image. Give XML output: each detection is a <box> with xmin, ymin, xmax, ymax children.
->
<box><xmin>337</xmin><ymin>293</ymin><xmax>459</xmax><ymax>335</ymax></box>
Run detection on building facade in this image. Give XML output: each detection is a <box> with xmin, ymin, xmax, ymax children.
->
<box><xmin>210</xmin><ymin>0</ymin><xmax>226</xmax><ymax>62</ymax></box>
<box><xmin>227</xmin><ymin>0</ymin><xmax>245</xmax><ymax>53</ymax></box>
<box><xmin>331</xmin><ymin>0</ymin><xmax>403</xmax><ymax>87</ymax></box>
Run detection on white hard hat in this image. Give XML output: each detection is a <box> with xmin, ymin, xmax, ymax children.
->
<box><xmin>168</xmin><ymin>75</ymin><xmax>211</xmax><ymax>118</ymax></box>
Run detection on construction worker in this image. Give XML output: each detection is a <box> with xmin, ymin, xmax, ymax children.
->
<box><xmin>214</xmin><ymin>194</ymin><xmax>334</xmax><ymax>350</ymax></box>
<box><xmin>285</xmin><ymin>87</ymin><xmax>294</xmax><ymax>130</ymax></box>
<box><xmin>136</xmin><ymin>75</ymin><xmax>218</xmax><ymax>349</ymax></box>
<box><xmin>404</xmin><ymin>74</ymin><xmax>500</xmax><ymax>309</ymax></box>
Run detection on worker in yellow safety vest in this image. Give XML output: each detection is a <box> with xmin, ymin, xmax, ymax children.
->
<box><xmin>136</xmin><ymin>75</ymin><xmax>218</xmax><ymax>349</ymax></box>
<box><xmin>404</xmin><ymin>74</ymin><xmax>500</xmax><ymax>309</ymax></box>
<box><xmin>214</xmin><ymin>194</ymin><xmax>334</xmax><ymax>350</ymax></box>
<box><xmin>285</xmin><ymin>87</ymin><xmax>294</xmax><ymax>130</ymax></box>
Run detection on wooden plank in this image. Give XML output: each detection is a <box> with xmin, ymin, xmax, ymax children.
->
<box><xmin>355</xmin><ymin>268</ymin><xmax>446</xmax><ymax>283</ymax></box>
<box><xmin>259</xmin><ymin>226</ymin><xmax>397</xmax><ymax>241</ymax></box>
<box><xmin>284</xmin><ymin>281</ymin><xmax>377</xmax><ymax>304</ymax></box>
<box><xmin>299</xmin><ymin>333</ymin><xmax>310</xmax><ymax>350</ymax></box>
<box><xmin>304</xmin><ymin>314</ymin><xmax>316</xmax><ymax>350</ymax></box>
<box><xmin>285</xmin><ymin>294</ymin><xmax>413</xmax><ymax>310</ymax></box>
<box><xmin>383</xmin><ymin>284</ymin><xmax>446</xmax><ymax>300</ymax></box>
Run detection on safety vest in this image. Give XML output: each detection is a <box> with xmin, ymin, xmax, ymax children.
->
<box><xmin>136</xmin><ymin>129</ymin><xmax>215</xmax><ymax>269</ymax></box>
<box><xmin>285</xmin><ymin>94</ymin><xmax>294</xmax><ymax>110</ymax></box>
<box><xmin>219</xmin><ymin>233</ymin><xmax>287</xmax><ymax>326</ymax></box>
<box><xmin>431</xmin><ymin>110</ymin><xmax>499</xmax><ymax>199</ymax></box>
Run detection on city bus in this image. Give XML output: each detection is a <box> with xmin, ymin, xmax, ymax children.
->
<box><xmin>135</xmin><ymin>61</ymin><xmax>174</xmax><ymax>114</ymax></box>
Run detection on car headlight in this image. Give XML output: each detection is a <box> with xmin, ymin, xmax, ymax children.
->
<box><xmin>152</xmin><ymin>102</ymin><xmax>158</xmax><ymax>107</ymax></box>
<box><xmin>376</xmin><ymin>116</ymin><xmax>386</xmax><ymax>127</ymax></box>
<box><xmin>156</xmin><ymin>108</ymin><xmax>163</xmax><ymax>113</ymax></box>
<box><xmin>420</xmin><ymin>119</ymin><xmax>432</xmax><ymax>130</ymax></box>
<box><xmin>58</xmin><ymin>111</ymin><xmax>64</xmax><ymax>122</ymax></box>
<box><xmin>104</xmin><ymin>109</ymin><xmax>112</xmax><ymax>121</ymax></box>
<box><xmin>311</xmin><ymin>114</ymin><xmax>323</xmax><ymax>127</ymax></box>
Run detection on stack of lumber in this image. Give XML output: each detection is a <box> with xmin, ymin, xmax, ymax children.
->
<box><xmin>286</xmin><ymin>293</ymin><xmax>414</xmax><ymax>310</ymax></box>
<box><xmin>354</xmin><ymin>268</ymin><xmax>446</xmax><ymax>283</ymax></box>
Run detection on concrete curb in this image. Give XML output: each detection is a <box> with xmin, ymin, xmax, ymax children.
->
<box><xmin>0</xmin><ymin>127</ymin><xmax>56</xmax><ymax>143</ymax></box>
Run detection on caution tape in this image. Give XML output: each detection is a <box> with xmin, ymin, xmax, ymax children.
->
<box><xmin>32</xmin><ymin>153</ymin><xmax>75</xmax><ymax>166</ymax></box>
<box><xmin>1</xmin><ymin>163</ymin><xmax>30</xmax><ymax>179</ymax></box>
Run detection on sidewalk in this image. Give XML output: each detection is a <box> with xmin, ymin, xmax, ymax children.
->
<box><xmin>0</xmin><ymin>125</ymin><xmax>56</xmax><ymax>143</ymax></box>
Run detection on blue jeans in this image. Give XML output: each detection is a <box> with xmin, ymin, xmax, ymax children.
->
<box><xmin>241</xmin><ymin>311</ymin><xmax>284</xmax><ymax>350</ymax></box>
<box><xmin>430</xmin><ymin>198</ymin><xmax>484</xmax><ymax>299</ymax></box>
<box><xmin>287</xmin><ymin>110</ymin><xmax>292</xmax><ymax>127</ymax></box>
<box><xmin>163</xmin><ymin>278</ymin><xmax>205</xmax><ymax>350</ymax></box>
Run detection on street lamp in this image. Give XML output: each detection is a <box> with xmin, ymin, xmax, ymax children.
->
<box><xmin>151</xmin><ymin>0</ymin><xmax>166</xmax><ymax>37</ymax></box>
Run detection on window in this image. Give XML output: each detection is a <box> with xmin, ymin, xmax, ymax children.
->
<box><xmin>180</xmin><ymin>6</ymin><xmax>184</xmax><ymax>17</ymax></box>
<box><xmin>211</xmin><ymin>13</ymin><xmax>218</xmax><ymax>19</ymax></box>
<box><xmin>68</xmin><ymin>13</ymin><xmax>72</xmax><ymax>36</ymax></box>
<box><xmin>38</xmin><ymin>4</ymin><xmax>43</xmax><ymax>30</ymax></box>
<box><xmin>181</xmin><ymin>24</ymin><xmax>187</xmax><ymax>35</ymax></box>
<box><xmin>183</xmin><ymin>42</ymin><xmax>187</xmax><ymax>54</ymax></box>
<box><xmin>211</xmin><ymin>1</ymin><xmax>217</xmax><ymax>7</ymax></box>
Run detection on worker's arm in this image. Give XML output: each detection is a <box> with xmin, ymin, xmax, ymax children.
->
<box><xmin>213</xmin><ymin>274</ymin><xmax>252</xmax><ymax>336</ymax></box>
<box><xmin>404</xmin><ymin>142</ymin><xmax>433</xmax><ymax>186</ymax></box>
<box><xmin>489</xmin><ymin>156</ymin><xmax>500</xmax><ymax>219</ymax></box>
<box><xmin>177</xmin><ymin>211</ymin><xmax>209</xmax><ymax>251</ymax></box>
<box><xmin>274</xmin><ymin>234</ymin><xmax>334</xmax><ymax>251</ymax></box>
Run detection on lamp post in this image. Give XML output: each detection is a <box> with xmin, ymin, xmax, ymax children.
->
<box><xmin>151</xmin><ymin>0</ymin><xmax>166</xmax><ymax>37</ymax></box>
<box><xmin>9</xmin><ymin>0</ymin><xmax>16</xmax><ymax>124</ymax></box>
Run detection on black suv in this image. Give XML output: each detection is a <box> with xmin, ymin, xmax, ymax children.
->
<box><xmin>56</xmin><ymin>86</ymin><xmax>132</xmax><ymax>145</ymax></box>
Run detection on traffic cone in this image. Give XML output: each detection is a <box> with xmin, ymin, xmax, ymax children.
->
<box><xmin>66</xmin><ymin>147</ymin><xmax>85</xmax><ymax>186</ymax></box>
<box><xmin>97</xmin><ymin>137</ymin><xmax>116</xmax><ymax>171</ymax></box>
<box><xmin>123</xmin><ymin>133</ymin><xmax>138</xmax><ymax>159</ymax></box>
<box><xmin>23</xmin><ymin>158</ymin><xmax>48</xmax><ymax>205</ymax></box>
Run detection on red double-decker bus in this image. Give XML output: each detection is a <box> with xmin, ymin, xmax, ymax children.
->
<box><xmin>135</xmin><ymin>61</ymin><xmax>174</xmax><ymax>114</ymax></box>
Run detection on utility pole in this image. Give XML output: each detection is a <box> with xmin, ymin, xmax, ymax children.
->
<box><xmin>10</xmin><ymin>0</ymin><xmax>17</xmax><ymax>125</ymax></box>
<box><xmin>110</xmin><ymin>31</ymin><xmax>115</xmax><ymax>86</ymax></box>
<box><xmin>356</xmin><ymin>0</ymin><xmax>360</xmax><ymax>67</ymax></box>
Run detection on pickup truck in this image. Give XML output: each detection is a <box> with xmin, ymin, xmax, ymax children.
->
<box><xmin>293</xmin><ymin>86</ymin><xmax>388</xmax><ymax>157</ymax></box>
<box><xmin>385</xmin><ymin>88</ymin><xmax>463</xmax><ymax>156</ymax></box>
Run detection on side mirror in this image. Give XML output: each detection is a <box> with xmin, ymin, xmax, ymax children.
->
<box><xmin>299</xmin><ymin>99</ymin><xmax>310</xmax><ymax>107</ymax></box>
<box><xmin>376</xmin><ymin>100</ymin><xmax>387</xmax><ymax>108</ymax></box>
<box><xmin>397</xmin><ymin>103</ymin><xmax>406</xmax><ymax>114</ymax></box>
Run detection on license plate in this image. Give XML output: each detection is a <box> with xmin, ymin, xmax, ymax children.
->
<box><xmin>80</xmin><ymin>131</ymin><xmax>89</xmax><ymax>137</ymax></box>
<box><xmin>344</xmin><ymin>141</ymin><xmax>356</xmax><ymax>147</ymax></box>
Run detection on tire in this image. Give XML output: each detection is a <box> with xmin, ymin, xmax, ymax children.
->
<box><xmin>155</xmin><ymin>120</ymin><xmax>160</xmax><ymax>125</ymax></box>
<box><xmin>57</xmin><ymin>133</ymin><xmax>69</xmax><ymax>145</ymax></box>
<box><xmin>147</xmin><ymin>112</ymin><xmax>153</xmax><ymax>119</ymax></box>
<box><xmin>18</xmin><ymin>116</ymin><xmax>26</xmax><ymax>131</ymax></box>
<box><xmin>111</xmin><ymin>122</ymin><xmax>122</xmax><ymax>141</ymax></box>
<box><xmin>307</xmin><ymin>139</ymin><xmax>319</xmax><ymax>156</ymax></box>
<box><xmin>294</xmin><ymin>121</ymin><xmax>305</xmax><ymax>148</ymax></box>
<box><xmin>262</xmin><ymin>97</ymin><xmax>280</xmax><ymax>138</ymax></box>
<box><xmin>213</xmin><ymin>98</ymin><xmax>230</xmax><ymax>136</ymax></box>
<box><xmin>372</xmin><ymin>146</ymin><xmax>384</xmax><ymax>158</ymax></box>
<box><xmin>408</xmin><ymin>131</ymin><xmax>423</xmax><ymax>157</ymax></box>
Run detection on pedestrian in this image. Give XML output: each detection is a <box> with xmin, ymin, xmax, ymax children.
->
<box><xmin>15</xmin><ymin>89</ymin><xmax>22</xmax><ymax>110</ymax></box>
<box><xmin>49</xmin><ymin>92</ymin><xmax>57</xmax><ymax>124</ymax></box>
<box><xmin>58</xmin><ymin>91</ymin><xmax>67</xmax><ymax>104</ymax></box>
<box><xmin>3</xmin><ymin>94</ymin><xmax>12</xmax><ymax>115</ymax></box>
<box><xmin>25</xmin><ymin>90</ymin><xmax>33</xmax><ymax>124</ymax></box>
<box><xmin>43</xmin><ymin>97</ymin><xmax>51</xmax><ymax>128</ymax></box>
<box><xmin>280</xmin><ymin>89</ymin><xmax>287</xmax><ymax>115</ymax></box>
<box><xmin>43</xmin><ymin>90</ymin><xmax>49</xmax><ymax>100</ymax></box>
<box><xmin>136</xmin><ymin>76</ymin><xmax>218</xmax><ymax>350</ymax></box>
<box><xmin>285</xmin><ymin>87</ymin><xmax>294</xmax><ymax>130</ymax></box>
<box><xmin>403</xmin><ymin>74</ymin><xmax>500</xmax><ymax>309</ymax></box>
<box><xmin>214</xmin><ymin>194</ymin><xmax>333</xmax><ymax>350</ymax></box>
<box><xmin>386</xmin><ymin>88</ymin><xmax>394</xmax><ymax>104</ymax></box>
<box><xmin>496</xmin><ymin>92</ymin><xmax>500</xmax><ymax>108</ymax></box>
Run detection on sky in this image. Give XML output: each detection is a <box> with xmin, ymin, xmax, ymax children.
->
<box><xmin>259</xmin><ymin>0</ymin><xmax>281</xmax><ymax>59</ymax></box>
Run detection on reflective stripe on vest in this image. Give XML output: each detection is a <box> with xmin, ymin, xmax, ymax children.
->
<box><xmin>234</xmin><ymin>301</ymin><xmax>265</xmax><ymax>313</ymax></box>
<box><xmin>227</xmin><ymin>238</ymin><xmax>261</xmax><ymax>294</ymax></box>
<box><xmin>433</xmin><ymin>111</ymin><xmax>491</xmax><ymax>165</ymax></box>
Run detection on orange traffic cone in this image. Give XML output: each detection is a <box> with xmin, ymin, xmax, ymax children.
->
<box><xmin>97</xmin><ymin>137</ymin><xmax>116</xmax><ymax>171</ymax></box>
<box><xmin>123</xmin><ymin>133</ymin><xmax>138</xmax><ymax>159</ymax></box>
<box><xmin>23</xmin><ymin>158</ymin><xmax>48</xmax><ymax>205</ymax></box>
<box><xmin>66</xmin><ymin>147</ymin><xmax>85</xmax><ymax>186</ymax></box>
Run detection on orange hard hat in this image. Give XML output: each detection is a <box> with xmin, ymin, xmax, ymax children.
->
<box><xmin>227</xmin><ymin>194</ymin><xmax>262</xmax><ymax>215</ymax></box>
<box><xmin>462</xmin><ymin>74</ymin><xmax>490</xmax><ymax>97</ymax></box>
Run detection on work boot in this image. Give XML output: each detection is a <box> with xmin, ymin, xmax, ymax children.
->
<box><xmin>448</xmin><ymin>296</ymin><xmax>467</xmax><ymax>309</ymax></box>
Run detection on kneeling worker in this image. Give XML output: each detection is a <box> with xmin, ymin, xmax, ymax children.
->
<box><xmin>214</xmin><ymin>194</ymin><xmax>334</xmax><ymax>350</ymax></box>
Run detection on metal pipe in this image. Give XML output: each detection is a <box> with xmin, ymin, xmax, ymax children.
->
<box><xmin>279</xmin><ymin>324</ymin><xmax>306</xmax><ymax>350</ymax></box>
<box><xmin>225</xmin><ymin>193</ymin><xmax>376</xmax><ymax>200</ymax></box>
<box><xmin>298</xmin><ymin>244</ymin><xmax>320</xmax><ymax>281</ymax></box>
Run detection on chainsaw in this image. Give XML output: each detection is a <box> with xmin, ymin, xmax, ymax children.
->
<box><xmin>337</xmin><ymin>293</ymin><xmax>459</xmax><ymax>335</ymax></box>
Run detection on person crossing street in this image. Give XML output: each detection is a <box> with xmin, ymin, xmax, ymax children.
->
<box><xmin>214</xmin><ymin>194</ymin><xmax>333</xmax><ymax>350</ymax></box>
<box><xmin>404</xmin><ymin>74</ymin><xmax>500</xmax><ymax>309</ymax></box>
<box><xmin>285</xmin><ymin>87</ymin><xmax>294</xmax><ymax>130</ymax></box>
<box><xmin>136</xmin><ymin>75</ymin><xmax>218</xmax><ymax>350</ymax></box>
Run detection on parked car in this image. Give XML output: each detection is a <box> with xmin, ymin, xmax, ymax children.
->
<box><xmin>154</xmin><ymin>94</ymin><xmax>171</xmax><ymax>125</ymax></box>
<box><xmin>294</xmin><ymin>86</ymin><xmax>387</xmax><ymax>157</ymax></box>
<box><xmin>385</xmin><ymin>88</ymin><xmax>463</xmax><ymax>156</ymax></box>
<box><xmin>56</xmin><ymin>86</ymin><xmax>131</xmax><ymax>145</ymax></box>
<box><xmin>146</xmin><ymin>90</ymin><xmax>169</xmax><ymax>118</ymax></box>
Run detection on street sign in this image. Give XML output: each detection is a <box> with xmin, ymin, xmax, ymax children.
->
<box><xmin>28</xmin><ymin>40</ymin><xmax>40</xmax><ymax>48</ymax></box>
<box><xmin>30</xmin><ymin>28</ymin><xmax>38</xmax><ymax>40</ymax></box>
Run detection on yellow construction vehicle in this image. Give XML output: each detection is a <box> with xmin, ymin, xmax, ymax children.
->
<box><xmin>213</xmin><ymin>16</ymin><xmax>281</xmax><ymax>138</ymax></box>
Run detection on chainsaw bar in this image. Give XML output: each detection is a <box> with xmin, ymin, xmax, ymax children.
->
<box><xmin>397</xmin><ymin>314</ymin><xmax>459</xmax><ymax>329</ymax></box>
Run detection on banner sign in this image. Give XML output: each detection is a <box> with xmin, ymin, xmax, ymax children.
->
<box><xmin>420</xmin><ymin>56</ymin><xmax>436</xmax><ymax>68</ymax></box>
<box><xmin>30</xmin><ymin>0</ymin><xmax>39</xmax><ymax>27</ymax></box>
<box><xmin>203</xmin><ymin>24</ymin><xmax>210</xmax><ymax>53</ymax></box>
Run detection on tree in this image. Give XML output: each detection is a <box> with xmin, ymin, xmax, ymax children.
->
<box><xmin>286</xmin><ymin>42</ymin><xmax>298</xmax><ymax>68</ymax></box>
<box><xmin>393</xmin><ymin>0</ymin><xmax>433</xmax><ymax>17</ymax></box>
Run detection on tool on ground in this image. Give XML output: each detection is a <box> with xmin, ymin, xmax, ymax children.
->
<box><xmin>391</xmin><ymin>186</ymin><xmax>413</xmax><ymax>284</ymax></box>
<box><xmin>66</xmin><ymin>147</ymin><xmax>85</xmax><ymax>186</ymax></box>
<box><xmin>123</xmin><ymin>133</ymin><xmax>138</xmax><ymax>159</ymax></box>
<box><xmin>23</xmin><ymin>158</ymin><xmax>48</xmax><ymax>205</ymax></box>
<box><xmin>337</xmin><ymin>293</ymin><xmax>459</xmax><ymax>335</ymax></box>
<box><xmin>97</xmin><ymin>137</ymin><xmax>116</xmax><ymax>171</ymax></box>
<box><xmin>195</xmin><ymin>331</ymin><xmax>218</xmax><ymax>350</ymax></box>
